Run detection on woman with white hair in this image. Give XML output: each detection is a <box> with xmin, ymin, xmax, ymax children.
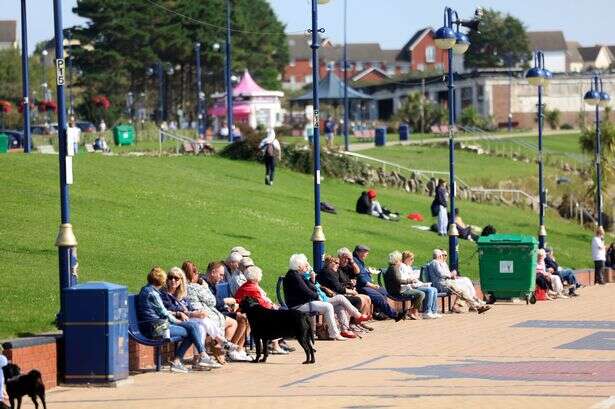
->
<box><xmin>224</xmin><ymin>252</ymin><xmax>246</xmax><ymax>296</ymax></box>
<box><xmin>536</xmin><ymin>248</ymin><xmax>567</xmax><ymax>299</ymax></box>
<box><xmin>283</xmin><ymin>254</ymin><xmax>347</xmax><ymax>341</ymax></box>
<box><xmin>383</xmin><ymin>251</ymin><xmax>425</xmax><ymax>320</ymax></box>
<box><xmin>235</xmin><ymin>265</ymin><xmax>274</xmax><ymax>309</ymax></box>
<box><xmin>259</xmin><ymin>128</ymin><xmax>281</xmax><ymax>185</ymax></box>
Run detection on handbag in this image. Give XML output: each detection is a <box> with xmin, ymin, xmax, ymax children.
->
<box><xmin>150</xmin><ymin>319</ymin><xmax>169</xmax><ymax>339</ymax></box>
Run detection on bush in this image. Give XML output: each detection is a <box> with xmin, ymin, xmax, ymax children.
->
<box><xmin>459</xmin><ymin>106</ymin><xmax>495</xmax><ymax>130</ymax></box>
<box><xmin>545</xmin><ymin>108</ymin><xmax>561</xmax><ymax>130</ymax></box>
<box><xmin>219</xmin><ymin>124</ymin><xmax>265</xmax><ymax>161</ymax></box>
<box><xmin>560</xmin><ymin>123</ymin><xmax>574</xmax><ymax>130</ymax></box>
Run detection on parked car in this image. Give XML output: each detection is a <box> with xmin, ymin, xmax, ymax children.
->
<box><xmin>0</xmin><ymin>129</ymin><xmax>24</xmax><ymax>149</ymax></box>
<box><xmin>30</xmin><ymin>124</ymin><xmax>56</xmax><ymax>135</ymax></box>
<box><xmin>76</xmin><ymin>121</ymin><xmax>96</xmax><ymax>133</ymax></box>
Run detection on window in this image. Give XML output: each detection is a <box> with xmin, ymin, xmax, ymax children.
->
<box><xmin>386</xmin><ymin>64</ymin><xmax>396</xmax><ymax>75</ymax></box>
<box><xmin>417</xmin><ymin>63</ymin><xmax>425</xmax><ymax>71</ymax></box>
<box><xmin>461</xmin><ymin>87</ymin><xmax>473</xmax><ymax>108</ymax></box>
<box><xmin>426</xmin><ymin>46</ymin><xmax>436</xmax><ymax>63</ymax></box>
<box><xmin>435</xmin><ymin>63</ymin><xmax>444</xmax><ymax>71</ymax></box>
<box><xmin>400</xmin><ymin>64</ymin><xmax>410</xmax><ymax>74</ymax></box>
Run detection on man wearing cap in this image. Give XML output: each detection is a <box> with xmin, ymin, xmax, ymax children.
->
<box><xmin>223</xmin><ymin>252</ymin><xmax>246</xmax><ymax>297</ymax></box>
<box><xmin>545</xmin><ymin>247</ymin><xmax>580</xmax><ymax>296</ymax></box>
<box><xmin>353</xmin><ymin>245</ymin><xmax>406</xmax><ymax>321</ymax></box>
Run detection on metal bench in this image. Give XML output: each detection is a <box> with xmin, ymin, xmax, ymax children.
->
<box><xmin>127</xmin><ymin>294</ymin><xmax>183</xmax><ymax>371</ymax></box>
<box><xmin>376</xmin><ymin>269</ymin><xmax>411</xmax><ymax>312</ymax></box>
<box><xmin>420</xmin><ymin>265</ymin><xmax>453</xmax><ymax>314</ymax></box>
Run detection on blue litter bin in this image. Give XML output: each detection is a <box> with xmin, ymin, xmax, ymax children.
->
<box><xmin>62</xmin><ymin>282</ymin><xmax>129</xmax><ymax>384</ymax></box>
<box><xmin>399</xmin><ymin>124</ymin><xmax>411</xmax><ymax>141</ymax></box>
<box><xmin>375</xmin><ymin>127</ymin><xmax>387</xmax><ymax>147</ymax></box>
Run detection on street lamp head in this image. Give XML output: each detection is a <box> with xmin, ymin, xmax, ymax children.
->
<box><xmin>434</xmin><ymin>26</ymin><xmax>457</xmax><ymax>50</ymax></box>
<box><xmin>212</xmin><ymin>43</ymin><xmax>221</xmax><ymax>51</ymax></box>
<box><xmin>584</xmin><ymin>89</ymin><xmax>601</xmax><ymax>106</ymax></box>
<box><xmin>195</xmin><ymin>42</ymin><xmax>201</xmax><ymax>49</ymax></box>
<box><xmin>526</xmin><ymin>67</ymin><xmax>545</xmax><ymax>87</ymax></box>
<box><xmin>167</xmin><ymin>67</ymin><xmax>175</xmax><ymax>75</ymax></box>
<box><xmin>453</xmin><ymin>31</ymin><xmax>470</xmax><ymax>55</ymax></box>
<box><xmin>542</xmin><ymin>69</ymin><xmax>553</xmax><ymax>85</ymax></box>
<box><xmin>146</xmin><ymin>67</ymin><xmax>154</xmax><ymax>76</ymax></box>
<box><xmin>42</xmin><ymin>49</ymin><xmax>48</xmax><ymax>56</ymax></box>
<box><xmin>231</xmin><ymin>74</ymin><xmax>239</xmax><ymax>83</ymax></box>
<box><xmin>599</xmin><ymin>91</ymin><xmax>611</xmax><ymax>107</ymax></box>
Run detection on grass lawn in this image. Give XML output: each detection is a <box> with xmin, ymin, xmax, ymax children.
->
<box><xmin>0</xmin><ymin>153</ymin><xmax>594</xmax><ymax>339</ymax></box>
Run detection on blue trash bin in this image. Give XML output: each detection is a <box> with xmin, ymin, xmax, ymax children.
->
<box><xmin>62</xmin><ymin>282</ymin><xmax>129</xmax><ymax>384</ymax></box>
<box><xmin>375</xmin><ymin>127</ymin><xmax>387</xmax><ymax>147</ymax></box>
<box><xmin>399</xmin><ymin>124</ymin><xmax>410</xmax><ymax>141</ymax></box>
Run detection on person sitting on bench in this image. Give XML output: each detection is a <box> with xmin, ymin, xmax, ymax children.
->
<box><xmin>383</xmin><ymin>250</ymin><xmax>425</xmax><ymax>320</ymax></box>
<box><xmin>545</xmin><ymin>247</ymin><xmax>580</xmax><ymax>296</ymax></box>
<box><xmin>536</xmin><ymin>249</ymin><xmax>568</xmax><ymax>299</ymax></box>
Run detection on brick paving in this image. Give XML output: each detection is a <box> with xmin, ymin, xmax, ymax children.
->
<box><xmin>45</xmin><ymin>283</ymin><xmax>615</xmax><ymax>409</ymax></box>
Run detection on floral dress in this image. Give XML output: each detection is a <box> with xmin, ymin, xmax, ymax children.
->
<box><xmin>187</xmin><ymin>282</ymin><xmax>226</xmax><ymax>331</ymax></box>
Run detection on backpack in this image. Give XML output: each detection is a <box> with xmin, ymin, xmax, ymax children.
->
<box><xmin>265</xmin><ymin>143</ymin><xmax>275</xmax><ymax>157</ymax></box>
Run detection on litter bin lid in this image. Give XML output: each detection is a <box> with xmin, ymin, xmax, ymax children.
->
<box><xmin>63</xmin><ymin>281</ymin><xmax>127</xmax><ymax>292</ymax></box>
<box><xmin>477</xmin><ymin>234</ymin><xmax>537</xmax><ymax>246</ymax></box>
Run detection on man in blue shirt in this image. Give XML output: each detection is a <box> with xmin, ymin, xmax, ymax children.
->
<box><xmin>353</xmin><ymin>245</ymin><xmax>405</xmax><ymax>321</ymax></box>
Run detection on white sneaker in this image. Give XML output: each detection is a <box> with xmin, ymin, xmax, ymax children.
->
<box><xmin>227</xmin><ymin>349</ymin><xmax>252</xmax><ymax>362</ymax></box>
<box><xmin>422</xmin><ymin>313</ymin><xmax>437</xmax><ymax>319</ymax></box>
<box><xmin>197</xmin><ymin>355</ymin><xmax>222</xmax><ymax>369</ymax></box>
<box><xmin>557</xmin><ymin>293</ymin><xmax>569</xmax><ymax>299</ymax></box>
<box><xmin>433</xmin><ymin>313</ymin><xmax>443</xmax><ymax>318</ymax></box>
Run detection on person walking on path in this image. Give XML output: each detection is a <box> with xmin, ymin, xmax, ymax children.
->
<box><xmin>324</xmin><ymin>116</ymin><xmax>336</xmax><ymax>148</ymax></box>
<box><xmin>592</xmin><ymin>226</ymin><xmax>607</xmax><ymax>285</ymax></box>
<box><xmin>431</xmin><ymin>179</ymin><xmax>448</xmax><ymax>236</ymax></box>
<box><xmin>259</xmin><ymin>128</ymin><xmax>282</xmax><ymax>186</ymax></box>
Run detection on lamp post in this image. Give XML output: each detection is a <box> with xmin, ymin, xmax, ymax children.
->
<box><xmin>434</xmin><ymin>6</ymin><xmax>480</xmax><ymax>271</ymax></box>
<box><xmin>20</xmin><ymin>0</ymin><xmax>31</xmax><ymax>153</ymax></box>
<box><xmin>52</xmin><ymin>0</ymin><xmax>78</xmax><ymax>323</ymax></box>
<box><xmin>225</xmin><ymin>0</ymin><xmax>234</xmax><ymax>142</ymax></box>
<box><xmin>41</xmin><ymin>49</ymin><xmax>50</xmax><ymax>126</ymax></box>
<box><xmin>195</xmin><ymin>42</ymin><xmax>204</xmax><ymax>137</ymax></box>
<box><xmin>584</xmin><ymin>73</ymin><xmax>610</xmax><ymax>228</ymax></box>
<box><xmin>66</xmin><ymin>29</ymin><xmax>75</xmax><ymax>116</ymax></box>
<box><xmin>306</xmin><ymin>0</ymin><xmax>330</xmax><ymax>271</ymax></box>
<box><xmin>342</xmin><ymin>0</ymin><xmax>349</xmax><ymax>152</ymax></box>
<box><xmin>525</xmin><ymin>50</ymin><xmax>552</xmax><ymax>249</ymax></box>
<box><xmin>147</xmin><ymin>62</ymin><xmax>174</xmax><ymax>124</ymax></box>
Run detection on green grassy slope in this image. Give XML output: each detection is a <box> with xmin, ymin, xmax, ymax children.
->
<box><xmin>0</xmin><ymin>153</ymin><xmax>593</xmax><ymax>339</ymax></box>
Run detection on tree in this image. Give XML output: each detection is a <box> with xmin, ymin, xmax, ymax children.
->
<box><xmin>580</xmin><ymin>120</ymin><xmax>615</xmax><ymax>202</ymax></box>
<box><xmin>545</xmin><ymin>108</ymin><xmax>561</xmax><ymax>130</ymax></box>
<box><xmin>465</xmin><ymin>9</ymin><xmax>531</xmax><ymax>69</ymax></box>
<box><xmin>71</xmin><ymin>0</ymin><xmax>288</xmax><ymax>124</ymax></box>
<box><xmin>394</xmin><ymin>93</ymin><xmax>447</xmax><ymax>132</ymax></box>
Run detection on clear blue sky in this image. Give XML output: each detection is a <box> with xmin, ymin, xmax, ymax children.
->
<box><xmin>4</xmin><ymin>0</ymin><xmax>614</xmax><ymax>54</ymax></box>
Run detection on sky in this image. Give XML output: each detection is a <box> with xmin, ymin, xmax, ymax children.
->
<box><xmin>3</xmin><ymin>0</ymin><xmax>614</xmax><ymax>54</ymax></box>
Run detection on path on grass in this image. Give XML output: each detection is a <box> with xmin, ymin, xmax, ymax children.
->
<box><xmin>47</xmin><ymin>284</ymin><xmax>615</xmax><ymax>409</ymax></box>
<box><xmin>349</xmin><ymin>129</ymin><xmax>579</xmax><ymax>152</ymax></box>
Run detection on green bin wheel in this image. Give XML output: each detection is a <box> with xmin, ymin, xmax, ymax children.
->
<box><xmin>528</xmin><ymin>293</ymin><xmax>537</xmax><ymax>305</ymax></box>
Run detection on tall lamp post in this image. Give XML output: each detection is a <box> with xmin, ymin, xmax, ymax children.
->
<box><xmin>52</xmin><ymin>0</ymin><xmax>78</xmax><ymax>323</ymax></box>
<box><xmin>306</xmin><ymin>0</ymin><xmax>331</xmax><ymax>271</ymax></box>
<box><xmin>225</xmin><ymin>0</ymin><xmax>234</xmax><ymax>142</ymax></box>
<box><xmin>41</xmin><ymin>49</ymin><xmax>50</xmax><ymax>126</ymax></box>
<box><xmin>434</xmin><ymin>6</ymin><xmax>481</xmax><ymax>270</ymax></box>
<box><xmin>147</xmin><ymin>62</ymin><xmax>174</xmax><ymax>124</ymax></box>
<box><xmin>20</xmin><ymin>0</ymin><xmax>31</xmax><ymax>153</ymax></box>
<box><xmin>195</xmin><ymin>42</ymin><xmax>205</xmax><ymax>138</ymax></box>
<box><xmin>525</xmin><ymin>50</ymin><xmax>552</xmax><ymax>249</ymax></box>
<box><xmin>584</xmin><ymin>73</ymin><xmax>610</xmax><ymax>228</ymax></box>
<box><xmin>342</xmin><ymin>0</ymin><xmax>349</xmax><ymax>152</ymax></box>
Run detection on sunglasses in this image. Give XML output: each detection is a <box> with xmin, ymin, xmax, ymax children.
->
<box><xmin>168</xmin><ymin>276</ymin><xmax>180</xmax><ymax>281</ymax></box>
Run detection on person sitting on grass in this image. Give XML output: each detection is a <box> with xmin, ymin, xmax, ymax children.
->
<box><xmin>336</xmin><ymin>248</ymin><xmax>374</xmax><ymax>331</ymax></box>
<box><xmin>160</xmin><ymin>267</ymin><xmax>229</xmax><ymax>369</ymax></box>
<box><xmin>400</xmin><ymin>251</ymin><xmax>441</xmax><ymax>319</ymax></box>
<box><xmin>454</xmin><ymin>208</ymin><xmax>479</xmax><ymax>242</ymax></box>
<box><xmin>137</xmin><ymin>266</ymin><xmax>215</xmax><ymax>372</ymax></box>
<box><xmin>184</xmin><ymin>261</ymin><xmax>251</xmax><ymax>362</ymax></box>
<box><xmin>383</xmin><ymin>251</ymin><xmax>425</xmax><ymax>320</ymax></box>
<box><xmin>427</xmin><ymin>250</ymin><xmax>490</xmax><ymax>314</ymax></box>
<box><xmin>356</xmin><ymin>190</ymin><xmax>398</xmax><ymax>220</ymax></box>
<box><xmin>536</xmin><ymin>249</ymin><xmax>568</xmax><ymax>299</ymax></box>
<box><xmin>283</xmin><ymin>253</ymin><xmax>347</xmax><ymax>341</ymax></box>
<box><xmin>353</xmin><ymin>245</ymin><xmax>406</xmax><ymax>322</ymax></box>
<box><xmin>203</xmin><ymin>261</ymin><xmax>251</xmax><ymax>361</ymax></box>
<box><xmin>545</xmin><ymin>247</ymin><xmax>580</xmax><ymax>296</ymax></box>
<box><xmin>302</xmin><ymin>258</ymin><xmax>369</xmax><ymax>339</ymax></box>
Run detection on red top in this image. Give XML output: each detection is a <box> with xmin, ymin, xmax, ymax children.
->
<box><xmin>235</xmin><ymin>281</ymin><xmax>273</xmax><ymax>309</ymax></box>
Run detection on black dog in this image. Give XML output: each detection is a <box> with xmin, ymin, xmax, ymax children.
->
<box><xmin>239</xmin><ymin>297</ymin><xmax>315</xmax><ymax>364</ymax></box>
<box><xmin>3</xmin><ymin>363</ymin><xmax>46</xmax><ymax>409</ymax></box>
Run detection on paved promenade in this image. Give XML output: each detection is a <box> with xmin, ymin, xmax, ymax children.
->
<box><xmin>48</xmin><ymin>283</ymin><xmax>615</xmax><ymax>409</ymax></box>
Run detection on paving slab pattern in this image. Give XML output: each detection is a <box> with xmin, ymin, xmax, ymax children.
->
<box><xmin>45</xmin><ymin>284</ymin><xmax>615</xmax><ymax>409</ymax></box>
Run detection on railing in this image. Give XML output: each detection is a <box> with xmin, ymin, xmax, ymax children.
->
<box><xmin>158</xmin><ymin>129</ymin><xmax>200</xmax><ymax>157</ymax></box>
<box><xmin>466</xmin><ymin>188</ymin><xmax>540</xmax><ymax>206</ymax></box>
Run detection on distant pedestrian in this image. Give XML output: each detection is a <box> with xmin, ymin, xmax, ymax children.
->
<box><xmin>592</xmin><ymin>226</ymin><xmax>606</xmax><ymax>285</ymax></box>
<box><xmin>324</xmin><ymin>116</ymin><xmax>336</xmax><ymax>147</ymax></box>
<box><xmin>431</xmin><ymin>179</ymin><xmax>448</xmax><ymax>236</ymax></box>
<box><xmin>259</xmin><ymin>128</ymin><xmax>281</xmax><ymax>186</ymax></box>
<box><xmin>99</xmin><ymin>119</ymin><xmax>107</xmax><ymax>133</ymax></box>
<box><xmin>67</xmin><ymin>116</ymin><xmax>81</xmax><ymax>155</ymax></box>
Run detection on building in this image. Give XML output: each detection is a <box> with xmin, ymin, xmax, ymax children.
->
<box><xmin>577</xmin><ymin>46</ymin><xmax>614</xmax><ymax>70</ymax></box>
<box><xmin>283</xmin><ymin>28</ymin><xmax>449</xmax><ymax>92</ymax></box>
<box><xmin>356</xmin><ymin>70</ymin><xmax>615</xmax><ymax>128</ymax></box>
<box><xmin>566</xmin><ymin>42</ymin><xmax>585</xmax><ymax>73</ymax></box>
<box><xmin>527</xmin><ymin>31</ymin><xmax>568</xmax><ymax>73</ymax></box>
<box><xmin>0</xmin><ymin>20</ymin><xmax>17</xmax><ymax>50</ymax></box>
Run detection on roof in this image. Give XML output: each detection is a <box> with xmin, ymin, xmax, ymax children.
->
<box><xmin>577</xmin><ymin>46</ymin><xmax>603</xmax><ymax>62</ymax></box>
<box><xmin>352</xmin><ymin>66</ymin><xmax>391</xmax><ymax>82</ymax></box>
<box><xmin>292</xmin><ymin>71</ymin><xmax>374</xmax><ymax>102</ymax></box>
<box><xmin>566</xmin><ymin>42</ymin><xmax>583</xmax><ymax>63</ymax></box>
<box><xmin>287</xmin><ymin>33</ymin><xmax>401</xmax><ymax>63</ymax></box>
<box><xmin>0</xmin><ymin>20</ymin><xmax>17</xmax><ymax>44</ymax></box>
<box><xmin>397</xmin><ymin>27</ymin><xmax>432</xmax><ymax>62</ymax></box>
<box><xmin>212</xmin><ymin>70</ymin><xmax>283</xmax><ymax>99</ymax></box>
<box><xmin>288</xmin><ymin>34</ymin><xmax>312</xmax><ymax>60</ymax></box>
<box><xmin>527</xmin><ymin>31</ymin><xmax>567</xmax><ymax>52</ymax></box>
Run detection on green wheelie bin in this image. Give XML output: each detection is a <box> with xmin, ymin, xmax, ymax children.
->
<box><xmin>112</xmin><ymin>124</ymin><xmax>135</xmax><ymax>146</ymax></box>
<box><xmin>0</xmin><ymin>133</ymin><xmax>8</xmax><ymax>153</ymax></box>
<box><xmin>477</xmin><ymin>234</ymin><xmax>538</xmax><ymax>305</ymax></box>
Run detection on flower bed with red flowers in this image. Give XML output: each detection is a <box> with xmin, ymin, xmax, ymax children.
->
<box><xmin>0</xmin><ymin>100</ymin><xmax>14</xmax><ymax>114</ymax></box>
<box><xmin>91</xmin><ymin>95</ymin><xmax>111</xmax><ymax>110</ymax></box>
<box><xmin>38</xmin><ymin>100</ymin><xmax>57</xmax><ymax>113</ymax></box>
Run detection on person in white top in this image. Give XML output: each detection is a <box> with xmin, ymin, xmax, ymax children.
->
<box><xmin>592</xmin><ymin>226</ymin><xmax>606</xmax><ymax>285</ymax></box>
<box><xmin>536</xmin><ymin>248</ymin><xmax>567</xmax><ymax>299</ymax></box>
<box><xmin>99</xmin><ymin>119</ymin><xmax>107</xmax><ymax>132</ymax></box>
<box><xmin>67</xmin><ymin>116</ymin><xmax>81</xmax><ymax>155</ymax></box>
<box><xmin>259</xmin><ymin>128</ymin><xmax>282</xmax><ymax>186</ymax></box>
<box><xmin>400</xmin><ymin>251</ymin><xmax>440</xmax><ymax>318</ymax></box>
